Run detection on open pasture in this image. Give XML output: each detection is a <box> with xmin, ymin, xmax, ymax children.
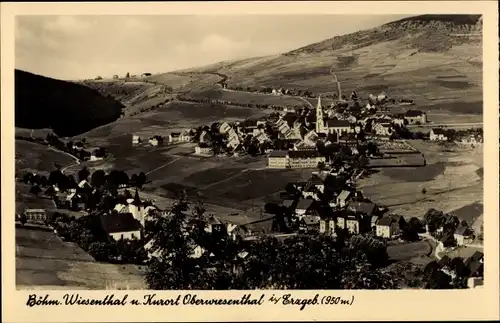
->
<box><xmin>191</xmin><ymin>88</ymin><xmax>312</xmax><ymax>107</ymax></box>
<box><xmin>16</xmin><ymin>227</ymin><xmax>146</xmax><ymax>290</ymax></box>
<box><xmin>387</xmin><ymin>240</ymin><xmax>432</xmax><ymax>262</ymax></box>
<box><xmin>359</xmin><ymin>140</ymin><xmax>482</xmax><ymax>218</ymax></box>
<box><xmin>80</xmin><ymin>101</ymin><xmax>270</xmax><ymax>145</ymax></box>
<box><xmin>16</xmin><ymin>140</ymin><xmax>75</xmax><ymax>174</ymax></box>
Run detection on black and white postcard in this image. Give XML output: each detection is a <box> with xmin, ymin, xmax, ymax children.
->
<box><xmin>2</xmin><ymin>1</ymin><xmax>499</xmax><ymax>322</ymax></box>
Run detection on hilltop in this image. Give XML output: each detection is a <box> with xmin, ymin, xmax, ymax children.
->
<box><xmin>78</xmin><ymin>14</ymin><xmax>482</xmax><ymax>137</ymax></box>
<box><xmin>15</xmin><ymin>70</ymin><xmax>125</xmax><ymax>137</ymax></box>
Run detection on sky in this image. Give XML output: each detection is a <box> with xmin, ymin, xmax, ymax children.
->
<box><xmin>16</xmin><ymin>15</ymin><xmax>411</xmax><ymax>80</ymax></box>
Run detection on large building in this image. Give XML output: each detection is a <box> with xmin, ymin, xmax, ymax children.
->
<box><xmin>268</xmin><ymin>150</ymin><xmax>326</xmax><ymax>169</ymax></box>
<box><xmin>404</xmin><ymin>110</ymin><xmax>427</xmax><ymax>125</ymax></box>
<box><xmin>315</xmin><ymin>96</ymin><xmax>354</xmax><ymax>137</ymax></box>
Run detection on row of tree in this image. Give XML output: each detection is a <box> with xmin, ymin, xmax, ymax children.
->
<box><xmin>144</xmin><ymin>198</ymin><xmax>401</xmax><ymax>290</ymax></box>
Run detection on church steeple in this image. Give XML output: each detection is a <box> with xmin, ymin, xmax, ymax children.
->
<box><xmin>132</xmin><ymin>189</ymin><xmax>142</xmax><ymax>206</ymax></box>
<box><xmin>315</xmin><ymin>95</ymin><xmax>324</xmax><ymax>134</ymax></box>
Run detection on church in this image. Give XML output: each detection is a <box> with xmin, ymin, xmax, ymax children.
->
<box><xmin>315</xmin><ymin>96</ymin><xmax>353</xmax><ymax>137</ymax></box>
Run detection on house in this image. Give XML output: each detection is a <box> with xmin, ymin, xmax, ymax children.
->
<box><xmin>149</xmin><ymin>136</ymin><xmax>163</xmax><ymax>146</ymax></box>
<box><xmin>287</xmin><ymin>150</ymin><xmax>326</xmax><ymax>169</ymax></box>
<box><xmin>467</xmin><ymin>277</ymin><xmax>484</xmax><ymax>288</ymax></box>
<box><xmin>454</xmin><ymin>225</ymin><xmax>474</xmax><ymax>246</ymax></box>
<box><xmin>100</xmin><ymin>212</ymin><xmax>142</xmax><ymax>241</ymax></box>
<box><xmin>199</xmin><ymin>131</ymin><xmax>212</xmax><ymax>144</ymax></box>
<box><xmin>219</xmin><ymin>122</ymin><xmax>233</xmax><ymax>134</ymax></box>
<box><xmin>23</xmin><ymin>208</ymin><xmax>47</xmax><ymax>223</ymax></box>
<box><xmin>90</xmin><ymin>154</ymin><xmax>104</xmax><ymax>161</ymax></box>
<box><xmin>132</xmin><ymin>135</ymin><xmax>141</xmax><ymax>145</ymax></box>
<box><xmin>195</xmin><ymin>144</ymin><xmax>213</xmax><ymax>155</ymax></box>
<box><xmin>319</xmin><ymin>218</ymin><xmax>336</xmax><ymax>236</ymax></box>
<box><xmin>78</xmin><ymin>180</ymin><xmax>92</xmax><ymax>190</ymax></box>
<box><xmin>189</xmin><ymin>245</ymin><xmax>206</xmax><ymax>259</ymax></box>
<box><xmin>437</xmin><ymin>255</ymin><xmax>452</xmax><ymax>270</ymax></box>
<box><xmin>227</xmin><ymin>223</ymin><xmax>252</xmax><ymax>240</ymax></box>
<box><xmin>373</xmin><ymin>123</ymin><xmax>393</xmax><ymax>136</ymax></box>
<box><xmin>205</xmin><ymin>216</ymin><xmax>225</xmax><ymax>233</ymax></box>
<box><xmin>345</xmin><ymin>215</ymin><xmax>360</xmax><ymax>234</ymax></box>
<box><xmin>430</xmin><ymin>128</ymin><xmax>449</xmax><ymax>141</ymax></box>
<box><xmin>324</xmin><ymin>119</ymin><xmax>353</xmax><ymax>136</ymax></box>
<box><xmin>392</xmin><ymin>117</ymin><xmax>406</xmax><ymax>127</ymax></box>
<box><xmin>255</xmin><ymin>132</ymin><xmax>270</xmax><ymax>144</ymax></box>
<box><xmin>295</xmin><ymin>198</ymin><xmax>314</xmax><ymax>217</ymax></box>
<box><xmin>303</xmin><ymin>130</ymin><xmax>320</xmax><ymax>147</ymax></box>
<box><xmin>299</xmin><ymin>215</ymin><xmax>320</xmax><ymax>233</ymax></box>
<box><xmin>404</xmin><ymin>110</ymin><xmax>427</xmax><ymax>125</ymax></box>
<box><xmin>179</xmin><ymin>131</ymin><xmax>192</xmax><ymax>142</ymax></box>
<box><xmin>375</xmin><ymin>216</ymin><xmax>402</xmax><ymax>238</ymax></box>
<box><xmin>168</xmin><ymin>132</ymin><xmax>181</xmax><ymax>143</ymax></box>
<box><xmin>268</xmin><ymin>150</ymin><xmax>289</xmax><ymax>168</ymax></box>
<box><xmin>347</xmin><ymin>201</ymin><xmax>377</xmax><ymax>217</ymax></box>
<box><xmin>336</xmin><ymin>190</ymin><xmax>352</xmax><ymax>208</ymax></box>
<box><xmin>466</xmin><ymin>253</ymin><xmax>484</xmax><ymax>278</ymax></box>
<box><xmin>301</xmin><ymin>179</ymin><xmax>325</xmax><ymax>200</ymax></box>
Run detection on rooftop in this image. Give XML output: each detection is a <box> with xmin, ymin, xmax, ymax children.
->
<box><xmin>288</xmin><ymin>150</ymin><xmax>321</xmax><ymax>159</ymax></box>
<box><xmin>269</xmin><ymin>150</ymin><xmax>289</xmax><ymax>158</ymax></box>
<box><xmin>325</xmin><ymin>119</ymin><xmax>351</xmax><ymax>127</ymax></box>
<box><xmin>404</xmin><ymin>110</ymin><xmax>425</xmax><ymax>117</ymax></box>
<box><xmin>100</xmin><ymin>213</ymin><xmax>142</xmax><ymax>234</ymax></box>
<box><xmin>347</xmin><ymin>201</ymin><xmax>376</xmax><ymax>216</ymax></box>
<box><xmin>296</xmin><ymin>198</ymin><xmax>314</xmax><ymax>210</ymax></box>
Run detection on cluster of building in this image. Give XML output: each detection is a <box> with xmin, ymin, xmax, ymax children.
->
<box><xmin>266</xmin><ymin>95</ymin><xmax>427</xmax><ymax>169</ymax></box>
<box><xmin>430</xmin><ymin>128</ymin><xmax>483</xmax><ymax>144</ymax></box>
<box><xmin>277</xmin><ymin>175</ymin><xmax>403</xmax><ymax>239</ymax></box>
<box><xmin>437</xmin><ymin>251</ymin><xmax>484</xmax><ymax>289</ymax></box>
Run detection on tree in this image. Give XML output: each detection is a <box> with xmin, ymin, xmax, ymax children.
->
<box><xmin>426</xmin><ymin>270</ymin><xmax>451</xmax><ymax>289</ymax></box>
<box><xmin>78</xmin><ymin>167</ymin><xmax>90</xmax><ymax>183</ymax></box>
<box><xmin>44</xmin><ymin>186</ymin><xmax>57</xmax><ymax>198</ymax></box>
<box><xmin>91</xmin><ymin>170</ymin><xmax>107</xmax><ymax>188</ymax></box>
<box><xmin>29</xmin><ymin>184</ymin><xmax>42</xmax><ymax>196</ymax></box>
<box><xmin>126</xmin><ymin>72</ymin><xmax>130</xmax><ymax>78</ymax></box>
<box><xmin>137</xmin><ymin>172</ymin><xmax>147</xmax><ymax>188</ymax></box>
<box><xmin>19</xmin><ymin>213</ymin><xmax>27</xmax><ymax>226</ymax></box>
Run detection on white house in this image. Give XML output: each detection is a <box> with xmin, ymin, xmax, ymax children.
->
<box><xmin>375</xmin><ymin>216</ymin><xmax>401</xmax><ymax>239</ymax></box>
<box><xmin>430</xmin><ymin>128</ymin><xmax>449</xmax><ymax>141</ymax></box>
<box><xmin>195</xmin><ymin>144</ymin><xmax>213</xmax><ymax>155</ymax></box>
<box><xmin>373</xmin><ymin>123</ymin><xmax>393</xmax><ymax>136</ymax></box>
<box><xmin>149</xmin><ymin>138</ymin><xmax>159</xmax><ymax>146</ymax></box>
<box><xmin>100</xmin><ymin>213</ymin><xmax>142</xmax><ymax>241</ymax></box>
<box><xmin>336</xmin><ymin>190</ymin><xmax>352</xmax><ymax>208</ymax></box>
<box><xmin>90</xmin><ymin>155</ymin><xmax>104</xmax><ymax>161</ymax></box>
<box><xmin>168</xmin><ymin>132</ymin><xmax>181</xmax><ymax>143</ymax></box>
<box><xmin>132</xmin><ymin>135</ymin><xmax>141</xmax><ymax>145</ymax></box>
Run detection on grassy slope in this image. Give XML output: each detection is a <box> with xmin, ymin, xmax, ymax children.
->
<box><xmin>15</xmin><ymin>70</ymin><xmax>125</xmax><ymax>137</ymax></box>
<box><xmin>16</xmin><ymin>227</ymin><xmax>145</xmax><ymax>290</ymax></box>
<box><xmin>79</xmin><ymin>15</ymin><xmax>482</xmax><ymax>144</ymax></box>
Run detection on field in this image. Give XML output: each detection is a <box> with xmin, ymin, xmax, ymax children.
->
<box><xmin>387</xmin><ymin>240</ymin><xmax>434</xmax><ymax>263</ymax></box>
<box><xmin>15</xmin><ymin>140</ymin><xmax>76</xmax><ymax>174</ymax></box>
<box><xmin>16</xmin><ymin>226</ymin><xmax>145</xmax><ymax>290</ymax></box>
<box><xmin>358</xmin><ymin>140</ymin><xmax>483</xmax><ymax>219</ymax></box>
<box><xmin>78</xmin><ymin>100</ymin><xmax>272</xmax><ymax>147</ymax></box>
<box><xmin>190</xmin><ymin>88</ymin><xmax>323</xmax><ymax>107</ymax></box>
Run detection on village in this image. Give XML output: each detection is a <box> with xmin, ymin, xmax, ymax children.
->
<box><xmin>16</xmin><ymin>84</ymin><xmax>484</xmax><ymax>289</ymax></box>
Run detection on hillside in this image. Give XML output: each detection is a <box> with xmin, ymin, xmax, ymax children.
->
<box><xmin>78</xmin><ymin>14</ymin><xmax>483</xmax><ymax>141</ymax></box>
<box><xmin>15</xmin><ymin>70</ymin><xmax>125</xmax><ymax>137</ymax></box>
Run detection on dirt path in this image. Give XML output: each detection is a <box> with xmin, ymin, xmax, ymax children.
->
<box><xmin>145</xmin><ymin>156</ymin><xmax>182</xmax><ymax>176</ymax></box>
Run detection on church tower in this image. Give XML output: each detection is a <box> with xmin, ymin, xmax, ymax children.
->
<box><xmin>315</xmin><ymin>95</ymin><xmax>325</xmax><ymax>134</ymax></box>
<box><xmin>129</xmin><ymin>189</ymin><xmax>145</xmax><ymax>227</ymax></box>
